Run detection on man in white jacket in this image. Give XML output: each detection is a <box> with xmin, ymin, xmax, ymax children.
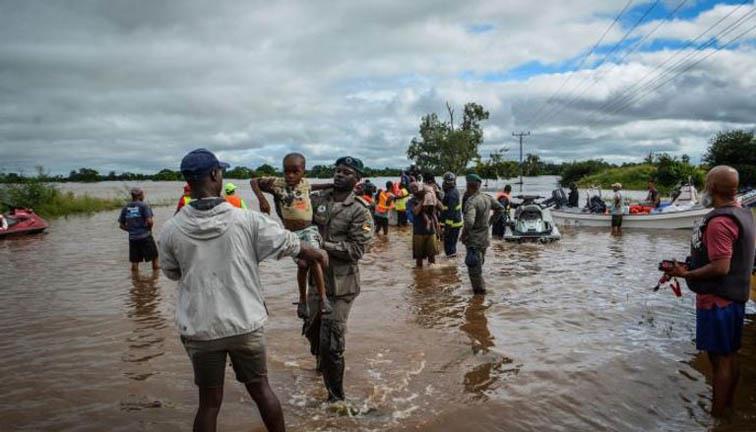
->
<box><xmin>159</xmin><ymin>148</ymin><xmax>327</xmax><ymax>432</ymax></box>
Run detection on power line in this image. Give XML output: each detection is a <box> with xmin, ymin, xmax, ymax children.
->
<box><xmin>595</xmin><ymin>2</ymin><xmax>753</xmax><ymax>116</ymax></box>
<box><xmin>519</xmin><ymin>0</ymin><xmax>634</xmax><ymax>127</ymax></box>
<box><xmin>602</xmin><ymin>15</ymin><xmax>756</xmax><ymax>118</ymax></box>
<box><xmin>513</xmin><ymin>131</ymin><xmax>531</xmax><ymax>193</ymax></box>
<box><xmin>531</xmin><ymin>0</ymin><xmax>663</xmax><ymax>130</ymax></box>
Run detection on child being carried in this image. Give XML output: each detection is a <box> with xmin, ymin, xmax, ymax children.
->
<box><xmin>251</xmin><ymin>153</ymin><xmax>333</xmax><ymax>318</ymax></box>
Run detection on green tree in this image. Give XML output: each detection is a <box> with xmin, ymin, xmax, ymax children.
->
<box><xmin>522</xmin><ymin>153</ymin><xmax>544</xmax><ymax>176</ymax></box>
<box><xmin>68</xmin><ymin>168</ymin><xmax>100</xmax><ymax>182</ymax></box>
<box><xmin>559</xmin><ymin>159</ymin><xmax>612</xmax><ymax>186</ymax></box>
<box><xmin>703</xmin><ymin>130</ymin><xmax>756</xmax><ymax>187</ymax></box>
<box><xmin>407</xmin><ymin>102</ymin><xmax>490</xmax><ymax>174</ymax></box>
<box><xmin>225</xmin><ymin>166</ymin><xmax>255</xmax><ymax>179</ymax></box>
<box><xmin>254</xmin><ymin>164</ymin><xmax>279</xmax><ymax>177</ymax></box>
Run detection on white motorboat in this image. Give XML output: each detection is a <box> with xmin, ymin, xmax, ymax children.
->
<box><xmin>551</xmin><ymin>184</ymin><xmax>707</xmax><ymax>230</ymax></box>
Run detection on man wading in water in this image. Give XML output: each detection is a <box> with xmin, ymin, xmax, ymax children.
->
<box><xmin>666</xmin><ymin>166</ymin><xmax>755</xmax><ymax>418</ymax></box>
<box><xmin>460</xmin><ymin>173</ymin><xmax>502</xmax><ymax>294</ymax></box>
<box><xmin>119</xmin><ymin>187</ymin><xmax>159</xmax><ymax>272</ymax></box>
<box><xmin>305</xmin><ymin>156</ymin><xmax>373</xmax><ymax>402</ymax></box>
<box><xmin>159</xmin><ymin>148</ymin><xmax>327</xmax><ymax>432</ymax></box>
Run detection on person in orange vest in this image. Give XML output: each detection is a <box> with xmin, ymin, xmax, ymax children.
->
<box><xmin>224</xmin><ymin>182</ymin><xmax>248</xmax><ymax>209</ymax></box>
<box><xmin>373</xmin><ymin>181</ymin><xmax>395</xmax><ymax>236</ymax></box>
<box><xmin>175</xmin><ymin>184</ymin><xmax>193</xmax><ymax>214</ymax></box>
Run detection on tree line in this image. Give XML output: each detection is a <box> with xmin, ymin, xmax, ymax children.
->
<box><xmin>0</xmin><ymin>164</ymin><xmax>404</xmax><ymax>183</ymax></box>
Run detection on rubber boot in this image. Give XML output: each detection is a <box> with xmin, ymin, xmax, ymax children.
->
<box><xmin>470</xmin><ymin>274</ymin><xmax>486</xmax><ymax>294</ymax></box>
<box><xmin>323</xmin><ymin>358</ymin><xmax>345</xmax><ymax>401</ymax></box>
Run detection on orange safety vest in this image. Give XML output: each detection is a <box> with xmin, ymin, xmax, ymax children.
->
<box><xmin>225</xmin><ymin>195</ymin><xmax>246</xmax><ymax>209</ymax></box>
<box><xmin>375</xmin><ymin>190</ymin><xmax>394</xmax><ymax>215</ymax></box>
<box><xmin>361</xmin><ymin>194</ymin><xmax>374</xmax><ymax>205</ymax></box>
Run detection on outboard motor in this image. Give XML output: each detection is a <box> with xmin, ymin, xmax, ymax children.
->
<box><xmin>542</xmin><ymin>188</ymin><xmax>568</xmax><ymax>208</ymax></box>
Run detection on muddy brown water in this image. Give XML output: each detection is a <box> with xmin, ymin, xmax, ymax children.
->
<box><xmin>1</xmin><ymin>180</ymin><xmax>755</xmax><ymax>431</ymax></box>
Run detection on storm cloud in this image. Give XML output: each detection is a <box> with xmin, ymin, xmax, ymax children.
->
<box><xmin>0</xmin><ymin>0</ymin><xmax>754</xmax><ymax>174</ymax></box>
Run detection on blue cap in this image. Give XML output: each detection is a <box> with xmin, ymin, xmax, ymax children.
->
<box><xmin>180</xmin><ymin>148</ymin><xmax>230</xmax><ymax>180</ymax></box>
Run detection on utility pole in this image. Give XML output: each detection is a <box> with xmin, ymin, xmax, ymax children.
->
<box><xmin>512</xmin><ymin>131</ymin><xmax>530</xmax><ymax>193</ymax></box>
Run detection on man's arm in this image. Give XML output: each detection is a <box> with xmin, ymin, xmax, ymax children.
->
<box><xmin>322</xmin><ymin>206</ymin><xmax>374</xmax><ymax>262</ymax></box>
<box><xmin>250</xmin><ymin>178</ymin><xmax>273</xmax><ymax>214</ymax></box>
<box><xmin>311</xmin><ymin>183</ymin><xmax>334</xmax><ymax>191</ymax></box>
<box><xmin>118</xmin><ymin>208</ymin><xmax>128</xmax><ymax>231</ymax></box>
<box><xmin>460</xmin><ymin>199</ymin><xmax>477</xmax><ymax>242</ymax></box>
<box><xmin>669</xmin><ymin>259</ymin><xmax>730</xmax><ymax>280</ymax></box>
<box><xmin>158</xmin><ymin>228</ymin><xmax>181</xmax><ymax>281</ymax></box>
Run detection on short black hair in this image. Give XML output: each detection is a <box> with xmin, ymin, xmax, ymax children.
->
<box><xmin>283</xmin><ymin>152</ymin><xmax>306</xmax><ymax>167</ymax></box>
<box><xmin>504</xmin><ymin>185</ymin><xmax>512</xmax><ymax>192</ymax></box>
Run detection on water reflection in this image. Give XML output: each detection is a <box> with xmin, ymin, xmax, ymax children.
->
<box><xmin>406</xmin><ymin>264</ymin><xmax>464</xmax><ymax>329</ymax></box>
<box><xmin>123</xmin><ymin>271</ymin><xmax>166</xmax><ymax>381</ymax></box>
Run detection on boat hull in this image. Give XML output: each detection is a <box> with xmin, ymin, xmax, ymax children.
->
<box><xmin>551</xmin><ymin>208</ymin><xmax>709</xmax><ymax>230</ymax></box>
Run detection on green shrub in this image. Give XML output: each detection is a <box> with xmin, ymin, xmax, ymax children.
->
<box><xmin>0</xmin><ymin>181</ymin><xmax>124</xmax><ymax>218</ymax></box>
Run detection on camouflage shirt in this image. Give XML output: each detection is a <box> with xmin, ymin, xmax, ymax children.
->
<box><xmin>311</xmin><ymin>190</ymin><xmax>374</xmax><ymax>297</ymax></box>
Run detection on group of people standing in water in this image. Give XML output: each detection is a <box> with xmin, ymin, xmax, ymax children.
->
<box><xmin>116</xmin><ymin>149</ymin><xmax>754</xmax><ymax>430</ymax></box>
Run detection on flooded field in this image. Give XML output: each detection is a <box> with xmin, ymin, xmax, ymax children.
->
<box><xmin>1</xmin><ymin>179</ymin><xmax>754</xmax><ymax>431</ymax></box>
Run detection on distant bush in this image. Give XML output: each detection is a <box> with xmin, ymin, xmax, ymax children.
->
<box><xmin>0</xmin><ymin>181</ymin><xmax>124</xmax><ymax>218</ymax></box>
<box><xmin>559</xmin><ymin>160</ymin><xmax>612</xmax><ymax>187</ymax></box>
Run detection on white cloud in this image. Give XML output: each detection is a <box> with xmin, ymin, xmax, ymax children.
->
<box><xmin>0</xmin><ymin>0</ymin><xmax>753</xmax><ymax>174</ymax></box>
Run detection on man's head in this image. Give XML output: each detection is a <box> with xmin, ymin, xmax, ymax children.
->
<box><xmin>130</xmin><ymin>187</ymin><xmax>144</xmax><ymax>202</ymax></box>
<box><xmin>224</xmin><ymin>182</ymin><xmax>237</xmax><ymax>196</ymax></box>
<box><xmin>504</xmin><ymin>184</ymin><xmax>512</xmax><ymax>193</ymax></box>
<box><xmin>466</xmin><ymin>173</ymin><xmax>482</xmax><ymax>194</ymax></box>
<box><xmin>181</xmin><ymin>148</ymin><xmax>229</xmax><ymax>198</ymax></box>
<box><xmin>442</xmin><ymin>172</ymin><xmax>456</xmax><ymax>190</ymax></box>
<box><xmin>422</xmin><ymin>172</ymin><xmax>435</xmax><ymax>185</ymax></box>
<box><xmin>333</xmin><ymin>156</ymin><xmax>363</xmax><ymax>192</ymax></box>
<box><xmin>612</xmin><ymin>182</ymin><xmax>622</xmax><ymax>191</ymax></box>
<box><xmin>647</xmin><ymin>179</ymin><xmax>656</xmax><ymax>190</ymax></box>
<box><xmin>705</xmin><ymin>165</ymin><xmax>739</xmax><ymax>206</ymax></box>
<box><xmin>409</xmin><ymin>181</ymin><xmax>422</xmax><ymax>198</ymax></box>
<box><xmin>385</xmin><ymin>181</ymin><xmax>393</xmax><ymax>191</ymax></box>
<box><xmin>568</xmin><ymin>183</ymin><xmax>576</xmax><ymax>191</ymax></box>
<box><xmin>283</xmin><ymin>153</ymin><xmax>306</xmax><ymax>187</ymax></box>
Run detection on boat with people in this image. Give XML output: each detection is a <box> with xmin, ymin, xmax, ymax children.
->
<box><xmin>551</xmin><ymin>184</ymin><xmax>709</xmax><ymax>230</ymax></box>
<box><xmin>0</xmin><ymin>208</ymin><xmax>49</xmax><ymax>238</ymax></box>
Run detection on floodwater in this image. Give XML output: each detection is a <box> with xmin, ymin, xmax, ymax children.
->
<box><xmin>1</xmin><ymin>179</ymin><xmax>755</xmax><ymax>431</ymax></box>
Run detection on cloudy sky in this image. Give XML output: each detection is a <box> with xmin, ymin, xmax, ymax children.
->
<box><xmin>1</xmin><ymin>0</ymin><xmax>754</xmax><ymax>174</ymax></box>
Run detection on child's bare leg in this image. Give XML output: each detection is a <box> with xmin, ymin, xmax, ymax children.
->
<box><xmin>311</xmin><ymin>262</ymin><xmax>332</xmax><ymax>314</ymax></box>
<box><xmin>296</xmin><ymin>266</ymin><xmax>309</xmax><ymax>319</ymax></box>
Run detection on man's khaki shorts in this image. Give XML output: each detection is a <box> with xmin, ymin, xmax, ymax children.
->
<box><xmin>181</xmin><ymin>328</ymin><xmax>267</xmax><ymax>388</ymax></box>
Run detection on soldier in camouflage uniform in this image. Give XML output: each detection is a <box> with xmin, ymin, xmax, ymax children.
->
<box><xmin>460</xmin><ymin>173</ymin><xmax>503</xmax><ymax>294</ymax></box>
<box><xmin>305</xmin><ymin>156</ymin><xmax>374</xmax><ymax>401</ymax></box>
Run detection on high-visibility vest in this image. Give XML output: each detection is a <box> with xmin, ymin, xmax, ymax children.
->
<box><xmin>394</xmin><ymin>188</ymin><xmax>410</xmax><ymax>211</ymax></box>
<box><xmin>375</xmin><ymin>190</ymin><xmax>394</xmax><ymax>215</ymax></box>
<box><xmin>444</xmin><ymin>202</ymin><xmax>463</xmax><ymax>228</ymax></box>
<box><xmin>225</xmin><ymin>195</ymin><xmax>247</xmax><ymax>209</ymax></box>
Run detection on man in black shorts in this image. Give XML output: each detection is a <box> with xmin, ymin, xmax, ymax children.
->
<box><xmin>119</xmin><ymin>187</ymin><xmax>159</xmax><ymax>272</ymax></box>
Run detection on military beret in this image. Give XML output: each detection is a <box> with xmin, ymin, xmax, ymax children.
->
<box><xmin>466</xmin><ymin>173</ymin><xmax>483</xmax><ymax>183</ymax></box>
<box><xmin>335</xmin><ymin>156</ymin><xmax>364</xmax><ymax>174</ymax></box>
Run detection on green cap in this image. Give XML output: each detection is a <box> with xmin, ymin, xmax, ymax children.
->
<box><xmin>466</xmin><ymin>173</ymin><xmax>483</xmax><ymax>183</ymax></box>
<box><xmin>224</xmin><ymin>182</ymin><xmax>237</xmax><ymax>194</ymax></box>
<box><xmin>335</xmin><ymin>156</ymin><xmax>364</xmax><ymax>174</ymax></box>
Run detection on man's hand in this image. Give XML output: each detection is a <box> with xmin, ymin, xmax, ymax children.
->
<box><xmin>298</xmin><ymin>244</ymin><xmax>329</xmax><ymax>269</ymax></box>
<box><xmin>296</xmin><ymin>302</ymin><xmax>309</xmax><ymax>319</ymax></box>
<box><xmin>320</xmin><ymin>297</ymin><xmax>333</xmax><ymax>315</ymax></box>
<box><xmin>665</xmin><ymin>261</ymin><xmax>688</xmax><ymax>278</ymax></box>
<box><xmin>259</xmin><ymin>200</ymin><xmax>271</xmax><ymax>215</ymax></box>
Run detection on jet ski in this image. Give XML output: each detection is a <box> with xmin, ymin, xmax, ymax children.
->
<box><xmin>503</xmin><ymin>195</ymin><xmax>561</xmax><ymax>243</ymax></box>
<box><xmin>0</xmin><ymin>208</ymin><xmax>49</xmax><ymax>238</ymax></box>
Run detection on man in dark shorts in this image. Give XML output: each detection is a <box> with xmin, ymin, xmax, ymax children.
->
<box><xmin>610</xmin><ymin>182</ymin><xmax>624</xmax><ymax>236</ymax></box>
<box><xmin>119</xmin><ymin>187</ymin><xmax>159</xmax><ymax>272</ymax></box>
<box><xmin>159</xmin><ymin>148</ymin><xmax>327</xmax><ymax>431</ymax></box>
<box><xmin>667</xmin><ymin>166</ymin><xmax>755</xmax><ymax>417</ymax></box>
